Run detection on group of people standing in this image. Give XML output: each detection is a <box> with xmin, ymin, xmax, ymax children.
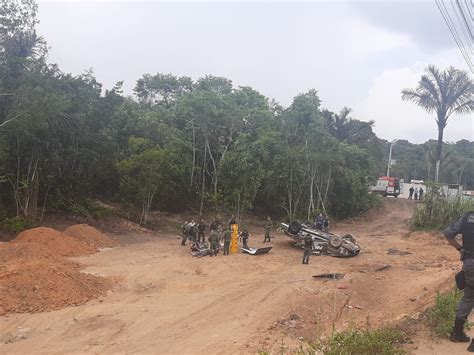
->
<box><xmin>181</xmin><ymin>218</ymin><xmax>232</xmax><ymax>256</ymax></box>
<box><xmin>408</xmin><ymin>186</ymin><xmax>424</xmax><ymax>200</ymax></box>
<box><xmin>180</xmin><ymin>216</ymin><xmax>274</xmax><ymax>256</ymax></box>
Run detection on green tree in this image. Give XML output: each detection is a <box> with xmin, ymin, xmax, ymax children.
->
<box><xmin>116</xmin><ymin>138</ymin><xmax>176</xmax><ymax>225</ymax></box>
<box><xmin>401</xmin><ymin>65</ymin><xmax>474</xmax><ymax>182</ymax></box>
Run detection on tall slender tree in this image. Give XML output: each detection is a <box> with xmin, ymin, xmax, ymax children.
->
<box><xmin>401</xmin><ymin>65</ymin><xmax>474</xmax><ymax>182</ymax></box>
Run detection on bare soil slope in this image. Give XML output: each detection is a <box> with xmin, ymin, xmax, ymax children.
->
<box><xmin>0</xmin><ymin>199</ymin><xmax>460</xmax><ymax>353</ymax></box>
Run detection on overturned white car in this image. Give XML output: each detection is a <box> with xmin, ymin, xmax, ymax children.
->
<box><xmin>280</xmin><ymin>221</ymin><xmax>360</xmax><ymax>258</ymax></box>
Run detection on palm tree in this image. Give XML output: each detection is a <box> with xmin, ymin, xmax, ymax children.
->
<box><xmin>401</xmin><ymin>65</ymin><xmax>474</xmax><ymax>182</ymax></box>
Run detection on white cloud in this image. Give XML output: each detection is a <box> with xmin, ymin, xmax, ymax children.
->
<box><xmin>353</xmin><ymin>48</ymin><xmax>473</xmax><ymax>143</ymax></box>
<box><xmin>341</xmin><ymin>20</ymin><xmax>415</xmax><ymax>60</ymax></box>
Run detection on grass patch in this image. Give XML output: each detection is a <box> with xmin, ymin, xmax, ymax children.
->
<box><xmin>307</xmin><ymin>327</ymin><xmax>407</xmax><ymax>355</ymax></box>
<box><xmin>427</xmin><ymin>289</ymin><xmax>466</xmax><ymax>337</ymax></box>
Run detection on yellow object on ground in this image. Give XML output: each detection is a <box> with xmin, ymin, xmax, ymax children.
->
<box><xmin>230</xmin><ymin>224</ymin><xmax>239</xmax><ymax>254</ymax></box>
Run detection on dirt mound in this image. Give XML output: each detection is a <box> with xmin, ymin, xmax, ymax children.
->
<box><xmin>14</xmin><ymin>227</ymin><xmax>96</xmax><ymax>257</ymax></box>
<box><xmin>0</xmin><ymin>258</ymin><xmax>112</xmax><ymax>315</ymax></box>
<box><xmin>0</xmin><ymin>242</ymin><xmax>60</xmax><ymax>264</ymax></box>
<box><xmin>64</xmin><ymin>224</ymin><xmax>118</xmax><ymax>249</ymax></box>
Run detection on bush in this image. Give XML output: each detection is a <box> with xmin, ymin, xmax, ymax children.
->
<box><xmin>310</xmin><ymin>327</ymin><xmax>407</xmax><ymax>355</ymax></box>
<box><xmin>427</xmin><ymin>289</ymin><xmax>465</xmax><ymax>337</ymax></box>
<box><xmin>51</xmin><ymin>199</ymin><xmax>115</xmax><ymax>219</ymax></box>
<box><xmin>1</xmin><ymin>216</ymin><xmax>34</xmax><ymax>233</ymax></box>
<box><xmin>411</xmin><ymin>183</ymin><xmax>474</xmax><ymax>231</ymax></box>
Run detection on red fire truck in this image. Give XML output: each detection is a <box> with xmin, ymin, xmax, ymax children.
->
<box><xmin>372</xmin><ymin>176</ymin><xmax>401</xmax><ymax>197</ymax></box>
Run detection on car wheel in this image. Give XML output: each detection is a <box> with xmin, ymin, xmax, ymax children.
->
<box><xmin>329</xmin><ymin>235</ymin><xmax>342</xmax><ymax>248</ymax></box>
<box><xmin>288</xmin><ymin>220</ymin><xmax>302</xmax><ymax>234</ymax></box>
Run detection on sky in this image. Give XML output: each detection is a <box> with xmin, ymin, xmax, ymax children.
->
<box><xmin>36</xmin><ymin>0</ymin><xmax>473</xmax><ymax>144</ymax></box>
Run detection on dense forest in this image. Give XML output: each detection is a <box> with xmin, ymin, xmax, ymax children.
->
<box><xmin>0</xmin><ymin>1</ymin><xmax>472</xmax><ymax>226</ymax></box>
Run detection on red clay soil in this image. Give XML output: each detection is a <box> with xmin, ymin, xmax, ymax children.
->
<box><xmin>13</xmin><ymin>227</ymin><xmax>96</xmax><ymax>257</ymax></box>
<box><xmin>0</xmin><ymin>258</ymin><xmax>112</xmax><ymax>315</ymax></box>
<box><xmin>0</xmin><ymin>242</ymin><xmax>61</xmax><ymax>264</ymax></box>
<box><xmin>0</xmin><ymin>226</ymin><xmax>115</xmax><ymax>315</ymax></box>
<box><xmin>64</xmin><ymin>224</ymin><xmax>118</xmax><ymax>249</ymax></box>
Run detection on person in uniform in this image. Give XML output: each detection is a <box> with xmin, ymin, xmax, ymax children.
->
<box><xmin>198</xmin><ymin>219</ymin><xmax>206</xmax><ymax>243</ymax></box>
<box><xmin>444</xmin><ymin>211</ymin><xmax>474</xmax><ymax>351</ymax></box>
<box><xmin>188</xmin><ymin>220</ymin><xmax>197</xmax><ymax>245</ymax></box>
<box><xmin>315</xmin><ymin>213</ymin><xmax>324</xmax><ymax>231</ymax></box>
<box><xmin>323</xmin><ymin>215</ymin><xmax>330</xmax><ymax>233</ymax></box>
<box><xmin>223</xmin><ymin>227</ymin><xmax>232</xmax><ymax>255</ymax></box>
<box><xmin>181</xmin><ymin>221</ymin><xmax>189</xmax><ymax>246</ymax></box>
<box><xmin>239</xmin><ymin>229</ymin><xmax>250</xmax><ymax>249</ymax></box>
<box><xmin>209</xmin><ymin>228</ymin><xmax>220</xmax><ymax>257</ymax></box>
<box><xmin>263</xmin><ymin>216</ymin><xmax>272</xmax><ymax>243</ymax></box>
<box><xmin>302</xmin><ymin>234</ymin><xmax>313</xmax><ymax>264</ymax></box>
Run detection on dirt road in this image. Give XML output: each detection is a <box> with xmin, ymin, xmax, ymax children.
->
<box><xmin>0</xmin><ymin>199</ymin><xmax>462</xmax><ymax>353</ymax></box>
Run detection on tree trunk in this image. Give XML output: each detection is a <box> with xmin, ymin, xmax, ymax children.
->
<box><xmin>189</xmin><ymin>118</ymin><xmax>196</xmax><ymax>190</ymax></box>
<box><xmin>199</xmin><ymin>142</ymin><xmax>207</xmax><ymax>215</ymax></box>
<box><xmin>435</xmin><ymin>126</ymin><xmax>444</xmax><ymax>183</ymax></box>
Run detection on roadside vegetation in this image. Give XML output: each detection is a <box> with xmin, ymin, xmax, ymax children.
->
<box><xmin>411</xmin><ymin>183</ymin><xmax>474</xmax><ymax>231</ymax></box>
<box><xmin>302</xmin><ymin>326</ymin><xmax>407</xmax><ymax>355</ymax></box>
<box><xmin>427</xmin><ymin>289</ymin><xmax>465</xmax><ymax>337</ymax></box>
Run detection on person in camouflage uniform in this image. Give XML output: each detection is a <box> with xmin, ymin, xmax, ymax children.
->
<box><xmin>302</xmin><ymin>234</ymin><xmax>313</xmax><ymax>264</ymax></box>
<box><xmin>181</xmin><ymin>221</ymin><xmax>188</xmax><ymax>246</ymax></box>
<box><xmin>239</xmin><ymin>229</ymin><xmax>250</xmax><ymax>249</ymax></box>
<box><xmin>209</xmin><ymin>228</ymin><xmax>220</xmax><ymax>257</ymax></box>
<box><xmin>223</xmin><ymin>227</ymin><xmax>232</xmax><ymax>255</ymax></box>
<box><xmin>263</xmin><ymin>216</ymin><xmax>272</xmax><ymax>243</ymax></box>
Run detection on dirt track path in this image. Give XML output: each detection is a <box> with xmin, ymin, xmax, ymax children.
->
<box><xmin>0</xmin><ymin>199</ymin><xmax>462</xmax><ymax>353</ymax></box>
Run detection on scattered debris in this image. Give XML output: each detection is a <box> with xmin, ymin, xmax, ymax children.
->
<box><xmin>312</xmin><ymin>273</ymin><xmax>345</xmax><ymax>280</ymax></box>
<box><xmin>375</xmin><ymin>264</ymin><xmax>392</xmax><ymax>272</ymax></box>
<box><xmin>387</xmin><ymin>248</ymin><xmax>412</xmax><ymax>256</ymax></box>
<box><xmin>241</xmin><ymin>246</ymin><xmax>273</xmax><ymax>255</ymax></box>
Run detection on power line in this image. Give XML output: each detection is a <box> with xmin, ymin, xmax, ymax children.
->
<box><xmin>443</xmin><ymin>0</ymin><xmax>473</xmax><ymax>69</ymax></box>
<box><xmin>436</xmin><ymin>0</ymin><xmax>474</xmax><ymax>73</ymax></box>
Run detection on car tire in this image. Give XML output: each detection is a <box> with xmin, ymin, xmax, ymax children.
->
<box><xmin>329</xmin><ymin>235</ymin><xmax>342</xmax><ymax>248</ymax></box>
<box><xmin>288</xmin><ymin>220</ymin><xmax>302</xmax><ymax>234</ymax></box>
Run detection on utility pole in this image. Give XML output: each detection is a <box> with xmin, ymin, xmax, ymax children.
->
<box><xmin>387</xmin><ymin>139</ymin><xmax>398</xmax><ymax>177</ymax></box>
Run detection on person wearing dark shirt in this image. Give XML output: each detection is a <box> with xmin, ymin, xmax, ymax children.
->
<box><xmin>444</xmin><ymin>211</ymin><xmax>474</xmax><ymax>351</ymax></box>
<box><xmin>315</xmin><ymin>213</ymin><xmax>324</xmax><ymax>231</ymax></box>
